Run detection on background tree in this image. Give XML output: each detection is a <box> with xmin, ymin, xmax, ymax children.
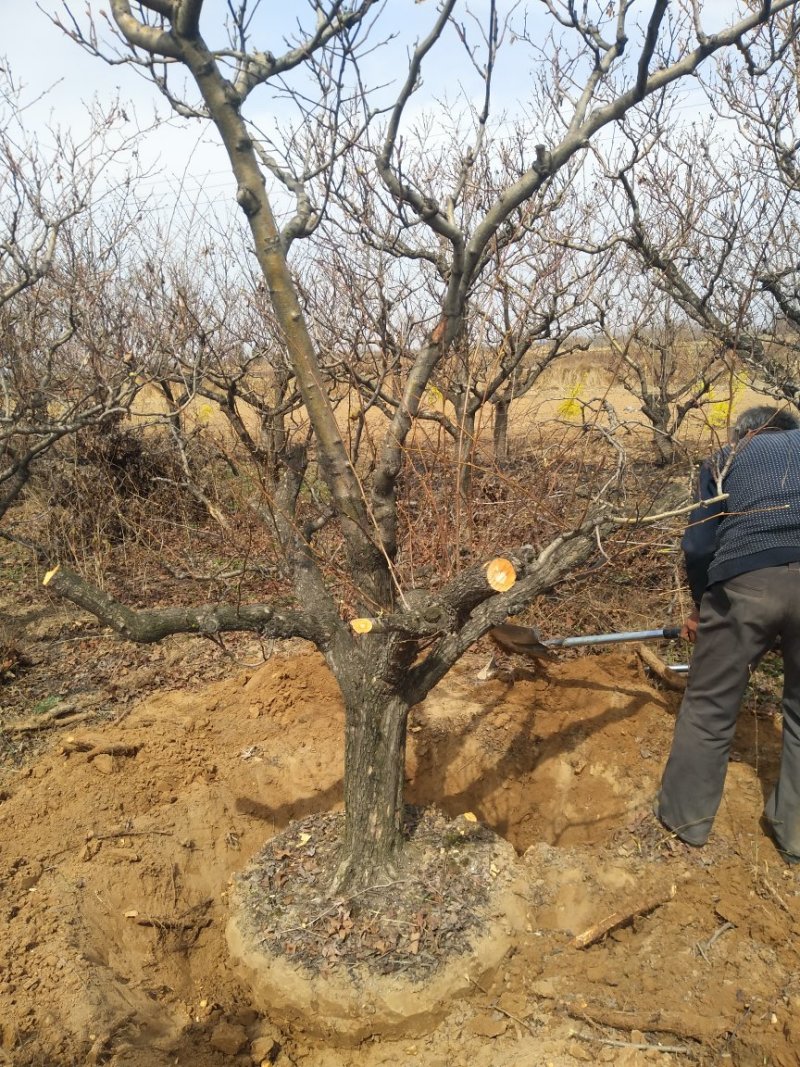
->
<box><xmin>0</xmin><ymin>65</ymin><xmax>152</xmax><ymax>532</ymax></box>
<box><xmin>598</xmin><ymin>16</ymin><xmax>800</xmax><ymax>409</ymax></box>
<box><xmin>591</xmin><ymin>273</ymin><xmax>731</xmax><ymax>464</ymax></box>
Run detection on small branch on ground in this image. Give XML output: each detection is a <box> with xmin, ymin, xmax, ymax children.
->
<box><xmin>126</xmin><ymin>899</ymin><xmax>213</xmax><ymax>931</ymax></box>
<box><xmin>4</xmin><ymin>704</ymin><xmax>91</xmax><ymax>733</ymax></box>
<box><xmin>94</xmin><ymin>828</ymin><xmax>173</xmax><ymax>841</ymax></box>
<box><xmin>61</xmin><ymin>737</ymin><xmax>142</xmax><ymax>760</ymax></box>
<box><xmin>571</xmin><ymin>885</ymin><xmax>676</xmax><ymax>948</ymax></box>
<box><xmin>562</xmin><ymin>1002</ymin><xmax>715</xmax><ymax>1044</ymax></box>
<box><xmin>466</xmin><ymin>976</ymin><xmax>539</xmax><ymax>1036</ymax></box>
<box><xmin>572</xmin><ymin>1030</ymin><xmax>694</xmax><ymax>1055</ymax></box>
<box><xmin>637</xmin><ymin>644</ymin><xmax>687</xmax><ymax>691</ymax></box>
<box><xmin>694</xmin><ymin>920</ymin><xmax>736</xmax><ymax>961</ymax></box>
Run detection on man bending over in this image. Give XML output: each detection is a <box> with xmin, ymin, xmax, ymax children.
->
<box><xmin>656</xmin><ymin>405</ymin><xmax>800</xmax><ymax>864</ymax></box>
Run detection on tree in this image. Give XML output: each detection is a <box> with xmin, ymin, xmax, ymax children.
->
<box><xmin>44</xmin><ymin>0</ymin><xmax>800</xmax><ymax>890</ymax></box>
<box><xmin>596</xmin><ymin>10</ymin><xmax>800</xmax><ymax>409</ymax></box>
<box><xmin>592</xmin><ymin>272</ymin><xmax>732</xmax><ymax>464</ymax></box>
<box><xmin>311</xmin><ymin>108</ymin><xmax>610</xmax><ymax>486</ymax></box>
<box><xmin>0</xmin><ymin>65</ymin><xmax>150</xmax><ymax>532</ymax></box>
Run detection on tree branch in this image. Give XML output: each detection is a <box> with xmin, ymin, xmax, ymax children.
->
<box><xmin>108</xmin><ymin>0</ymin><xmax>183</xmax><ymax>58</ymax></box>
<box><xmin>42</xmin><ymin>563</ymin><xmax>324</xmax><ymax>645</ymax></box>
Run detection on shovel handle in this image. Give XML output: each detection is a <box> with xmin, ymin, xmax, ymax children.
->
<box><xmin>545</xmin><ymin>625</ymin><xmax>683</xmax><ymax>649</ymax></box>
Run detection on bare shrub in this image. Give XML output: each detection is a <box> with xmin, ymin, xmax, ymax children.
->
<box><xmin>28</xmin><ymin>418</ymin><xmax>210</xmax><ymax>561</ymax></box>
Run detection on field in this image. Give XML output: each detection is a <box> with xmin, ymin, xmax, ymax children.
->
<box><xmin>1</xmin><ymin>377</ymin><xmax>799</xmax><ymax>1067</ymax></box>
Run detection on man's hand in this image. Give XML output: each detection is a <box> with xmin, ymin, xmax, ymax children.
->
<box><xmin>681</xmin><ymin>608</ymin><xmax>700</xmax><ymax>643</ymax></box>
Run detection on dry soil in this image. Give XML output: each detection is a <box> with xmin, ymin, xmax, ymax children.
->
<box><xmin>1</xmin><ymin>625</ymin><xmax>799</xmax><ymax>1067</ymax></box>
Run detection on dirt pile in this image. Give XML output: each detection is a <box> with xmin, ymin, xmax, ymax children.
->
<box><xmin>1</xmin><ymin>648</ymin><xmax>799</xmax><ymax>1066</ymax></box>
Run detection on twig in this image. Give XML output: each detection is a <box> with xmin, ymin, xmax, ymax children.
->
<box><xmin>695</xmin><ymin>920</ymin><xmax>735</xmax><ymax>961</ymax></box>
<box><xmin>466</xmin><ymin>976</ymin><xmax>538</xmax><ymax>1035</ymax></box>
<box><xmin>94</xmin><ymin>829</ymin><xmax>173</xmax><ymax>841</ymax></box>
<box><xmin>130</xmin><ymin>899</ymin><xmax>213</xmax><ymax>931</ymax></box>
<box><xmin>760</xmin><ymin>876</ymin><xmax>791</xmax><ymax>914</ymax></box>
<box><xmin>133</xmin><ymin>914</ymin><xmax>212</xmax><ymax>931</ymax></box>
<box><xmin>572</xmin><ymin>1030</ymin><xmax>693</xmax><ymax>1055</ymax></box>
<box><xmin>571</xmin><ymin>885</ymin><xmax>676</xmax><ymax>948</ymax></box>
<box><xmin>4</xmin><ymin>705</ymin><xmax>92</xmax><ymax>733</ymax></box>
<box><xmin>42</xmin><ymin>826</ymin><xmax>173</xmax><ymax>860</ymax></box>
<box><xmin>594</xmin><ymin>524</ymin><xmax>610</xmax><ymax>562</ymax></box>
<box><xmin>491</xmin><ymin>1003</ymin><xmax>537</xmax><ymax>1035</ymax></box>
<box><xmin>48</xmin><ymin>634</ymin><xmax>115</xmax><ymax>645</ymax></box>
<box><xmin>612</xmin><ymin>493</ymin><xmax>728</xmax><ymax>525</ymax></box>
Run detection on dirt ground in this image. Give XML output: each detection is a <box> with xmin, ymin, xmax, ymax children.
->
<box><xmin>2</xmin><ymin>594</ymin><xmax>800</xmax><ymax>1067</ymax></box>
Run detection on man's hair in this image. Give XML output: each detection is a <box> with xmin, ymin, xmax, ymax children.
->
<box><xmin>732</xmin><ymin>405</ymin><xmax>800</xmax><ymax>441</ymax></box>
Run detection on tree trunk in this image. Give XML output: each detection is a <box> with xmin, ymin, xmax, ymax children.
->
<box><xmin>454</xmin><ymin>406</ymin><xmax>477</xmax><ymax>500</ymax></box>
<box><xmin>494</xmin><ymin>399</ymin><xmax>510</xmax><ymax>464</ymax></box>
<box><xmin>641</xmin><ymin>398</ymin><xmax>677</xmax><ymax>466</ymax></box>
<box><xmin>334</xmin><ymin>685</ymin><xmax>411</xmax><ymax>890</ymax></box>
<box><xmin>262</xmin><ymin>377</ymin><xmax>290</xmax><ymax>487</ymax></box>
<box><xmin>651</xmin><ymin>428</ymin><xmax>679</xmax><ymax>466</ymax></box>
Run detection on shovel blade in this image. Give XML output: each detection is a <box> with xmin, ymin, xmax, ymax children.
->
<box><xmin>489</xmin><ymin>623</ymin><xmax>552</xmax><ymax>658</ymax></box>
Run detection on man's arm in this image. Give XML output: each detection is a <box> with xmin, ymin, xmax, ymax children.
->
<box><xmin>681</xmin><ymin>459</ymin><xmax>727</xmax><ymax>606</ymax></box>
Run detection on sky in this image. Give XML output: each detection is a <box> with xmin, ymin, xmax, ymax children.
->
<box><xmin>4</xmin><ymin>3</ymin><xmax>238</xmax><ymax>214</ymax></box>
<box><xmin>0</xmin><ymin>1</ymin><xmax>756</xmax><ymax>232</ymax></box>
<box><xmin>3</xmin><ymin>5</ymin><xmax>501</xmax><ymax>177</ymax></box>
<box><xmin>3</xmin><ymin>2</ymin><xmax>553</xmax><ymax>233</ymax></box>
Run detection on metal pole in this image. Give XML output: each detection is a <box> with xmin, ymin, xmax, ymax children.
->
<box><xmin>543</xmin><ymin>626</ymin><xmax>682</xmax><ymax>649</ymax></box>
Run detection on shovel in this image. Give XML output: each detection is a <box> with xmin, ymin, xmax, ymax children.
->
<box><xmin>489</xmin><ymin>622</ymin><xmax>682</xmax><ymax>657</ymax></box>
<box><xmin>480</xmin><ymin>622</ymin><xmax>683</xmax><ymax>679</ymax></box>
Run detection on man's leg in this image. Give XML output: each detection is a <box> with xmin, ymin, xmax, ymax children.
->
<box><xmin>658</xmin><ymin>571</ymin><xmax>779</xmax><ymax>845</ymax></box>
<box><xmin>764</xmin><ymin>566</ymin><xmax>800</xmax><ymax>860</ymax></box>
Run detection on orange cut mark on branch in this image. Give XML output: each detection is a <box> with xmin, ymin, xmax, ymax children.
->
<box><xmin>485</xmin><ymin>558</ymin><xmax>516</xmax><ymax>592</ymax></box>
<box><xmin>350</xmin><ymin>618</ymin><xmax>374</xmax><ymax>635</ymax></box>
<box><xmin>430</xmin><ymin>317</ymin><xmax>447</xmax><ymax>345</ymax></box>
<box><xmin>42</xmin><ymin>564</ymin><xmax>61</xmax><ymax>586</ymax></box>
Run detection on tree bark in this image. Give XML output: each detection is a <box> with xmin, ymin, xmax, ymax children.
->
<box><xmin>334</xmin><ymin>685</ymin><xmax>411</xmax><ymax>889</ymax></box>
<box><xmin>455</xmin><ymin>405</ymin><xmax>477</xmax><ymax>500</ymax></box>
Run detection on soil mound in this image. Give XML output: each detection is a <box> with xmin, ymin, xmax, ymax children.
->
<box><xmin>227</xmin><ymin>810</ymin><xmax>526</xmax><ymax>1043</ymax></box>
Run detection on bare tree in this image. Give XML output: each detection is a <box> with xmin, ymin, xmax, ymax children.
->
<box><xmin>43</xmin><ymin>0</ymin><xmax>800</xmax><ymax>889</ymax></box>
<box><xmin>0</xmin><ymin>66</ymin><xmax>150</xmax><ymax>530</ymax></box>
<box><xmin>591</xmin><ymin>269</ymin><xmax>732</xmax><ymax>463</ymax></box>
<box><xmin>594</xmin><ymin>11</ymin><xmax>800</xmax><ymax>408</ymax></box>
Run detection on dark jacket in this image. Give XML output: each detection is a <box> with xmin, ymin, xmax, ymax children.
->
<box><xmin>682</xmin><ymin>429</ymin><xmax>800</xmax><ymax>605</ymax></box>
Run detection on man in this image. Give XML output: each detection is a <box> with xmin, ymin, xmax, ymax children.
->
<box><xmin>656</xmin><ymin>405</ymin><xmax>800</xmax><ymax>864</ymax></box>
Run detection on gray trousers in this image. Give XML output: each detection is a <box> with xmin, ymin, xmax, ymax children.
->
<box><xmin>658</xmin><ymin>564</ymin><xmax>800</xmax><ymax>856</ymax></box>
